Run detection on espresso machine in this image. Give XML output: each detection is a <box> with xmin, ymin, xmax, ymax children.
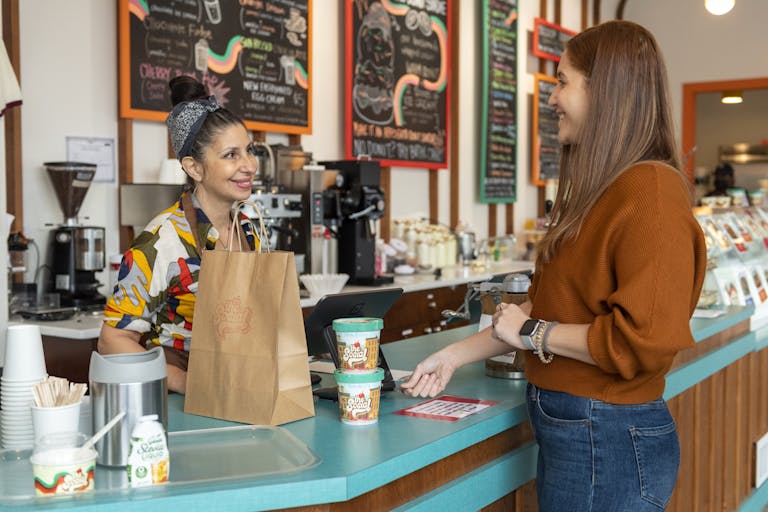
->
<box><xmin>277</xmin><ymin>163</ymin><xmax>341</xmax><ymax>275</ymax></box>
<box><xmin>319</xmin><ymin>160</ymin><xmax>393</xmax><ymax>286</ymax></box>
<box><xmin>241</xmin><ymin>143</ymin><xmax>305</xmax><ymax>253</ymax></box>
<box><xmin>45</xmin><ymin>161</ymin><xmax>106</xmax><ymax>309</ymax></box>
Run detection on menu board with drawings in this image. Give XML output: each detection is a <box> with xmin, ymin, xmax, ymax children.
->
<box><xmin>532</xmin><ymin>18</ymin><xmax>576</xmax><ymax>62</ymax></box>
<box><xmin>479</xmin><ymin>0</ymin><xmax>517</xmax><ymax>203</ymax></box>
<box><xmin>118</xmin><ymin>0</ymin><xmax>312</xmax><ymax>134</ymax></box>
<box><xmin>532</xmin><ymin>73</ymin><xmax>560</xmax><ymax>185</ymax></box>
<box><xmin>344</xmin><ymin>0</ymin><xmax>451</xmax><ymax>168</ymax></box>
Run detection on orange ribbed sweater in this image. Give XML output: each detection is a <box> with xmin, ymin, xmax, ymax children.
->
<box><xmin>525</xmin><ymin>162</ymin><xmax>707</xmax><ymax>404</ymax></box>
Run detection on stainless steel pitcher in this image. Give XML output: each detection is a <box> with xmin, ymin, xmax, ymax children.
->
<box><xmin>456</xmin><ymin>231</ymin><xmax>477</xmax><ymax>265</ymax></box>
<box><xmin>89</xmin><ymin>347</ymin><xmax>168</xmax><ymax>467</ymax></box>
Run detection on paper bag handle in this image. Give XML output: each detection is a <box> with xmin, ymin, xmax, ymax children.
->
<box><xmin>181</xmin><ymin>193</ymin><xmax>266</xmax><ymax>253</ymax></box>
<box><xmin>230</xmin><ymin>200</ymin><xmax>270</xmax><ymax>253</ymax></box>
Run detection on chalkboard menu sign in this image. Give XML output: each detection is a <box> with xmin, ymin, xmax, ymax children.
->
<box><xmin>532</xmin><ymin>18</ymin><xmax>576</xmax><ymax>62</ymax></box>
<box><xmin>532</xmin><ymin>74</ymin><xmax>559</xmax><ymax>184</ymax></box>
<box><xmin>479</xmin><ymin>0</ymin><xmax>517</xmax><ymax>203</ymax></box>
<box><xmin>118</xmin><ymin>0</ymin><xmax>312</xmax><ymax>134</ymax></box>
<box><xmin>344</xmin><ymin>0</ymin><xmax>451</xmax><ymax>168</ymax></box>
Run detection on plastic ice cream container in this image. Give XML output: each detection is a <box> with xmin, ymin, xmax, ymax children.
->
<box><xmin>332</xmin><ymin>317</ymin><xmax>383</xmax><ymax>371</ymax></box>
<box><xmin>334</xmin><ymin>368</ymin><xmax>385</xmax><ymax>425</ymax></box>
<box><xmin>30</xmin><ymin>432</ymin><xmax>96</xmax><ymax>496</ymax></box>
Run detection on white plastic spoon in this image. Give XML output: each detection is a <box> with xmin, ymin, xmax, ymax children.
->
<box><xmin>82</xmin><ymin>410</ymin><xmax>127</xmax><ymax>452</ymax></box>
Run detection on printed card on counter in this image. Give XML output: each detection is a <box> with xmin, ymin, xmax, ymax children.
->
<box><xmin>395</xmin><ymin>395</ymin><xmax>499</xmax><ymax>422</ymax></box>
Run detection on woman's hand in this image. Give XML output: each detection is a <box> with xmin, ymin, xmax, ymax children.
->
<box><xmin>400</xmin><ymin>349</ymin><xmax>458</xmax><ymax>398</ymax></box>
<box><xmin>491</xmin><ymin>303</ymin><xmax>531</xmax><ymax>349</ymax></box>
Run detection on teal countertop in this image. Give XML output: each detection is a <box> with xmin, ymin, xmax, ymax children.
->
<box><xmin>0</xmin><ymin>306</ymin><xmax>755</xmax><ymax>511</ymax></box>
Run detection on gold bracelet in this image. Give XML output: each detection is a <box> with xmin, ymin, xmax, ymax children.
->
<box><xmin>532</xmin><ymin>321</ymin><xmax>554</xmax><ymax>364</ymax></box>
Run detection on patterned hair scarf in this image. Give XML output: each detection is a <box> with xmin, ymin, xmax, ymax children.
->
<box><xmin>166</xmin><ymin>96</ymin><xmax>221</xmax><ymax>160</ymax></box>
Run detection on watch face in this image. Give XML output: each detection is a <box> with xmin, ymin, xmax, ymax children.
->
<box><xmin>520</xmin><ymin>319</ymin><xmax>539</xmax><ymax>336</ymax></box>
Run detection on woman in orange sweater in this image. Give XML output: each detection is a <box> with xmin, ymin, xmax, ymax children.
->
<box><xmin>402</xmin><ymin>21</ymin><xmax>706</xmax><ymax>511</ymax></box>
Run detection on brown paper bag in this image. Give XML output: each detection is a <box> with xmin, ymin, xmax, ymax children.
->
<box><xmin>184</xmin><ymin>203</ymin><xmax>314</xmax><ymax>425</ymax></box>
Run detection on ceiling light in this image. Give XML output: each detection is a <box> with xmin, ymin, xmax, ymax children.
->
<box><xmin>705</xmin><ymin>0</ymin><xmax>735</xmax><ymax>15</ymax></box>
<box><xmin>721</xmin><ymin>91</ymin><xmax>743</xmax><ymax>104</ymax></box>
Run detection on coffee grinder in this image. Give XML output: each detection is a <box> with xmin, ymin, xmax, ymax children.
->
<box><xmin>320</xmin><ymin>160</ymin><xmax>393</xmax><ymax>286</ymax></box>
<box><xmin>45</xmin><ymin>161</ymin><xmax>106</xmax><ymax>308</ymax></box>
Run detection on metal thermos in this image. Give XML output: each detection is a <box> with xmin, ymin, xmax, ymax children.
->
<box><xmin>89</xmin><ymin>347</ymin><xmax>168</xmax><ymax>467</ymax></box>
<box><xmin>484</xmin><ymin>274</ymin><xmax>531</xmax><ymax>379</ymax></box>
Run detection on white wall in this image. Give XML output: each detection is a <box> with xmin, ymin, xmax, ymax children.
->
<box><xmin>18</xmin><ymin>0</ymin><xmax>119</xmax><ymax>291</ymax></box>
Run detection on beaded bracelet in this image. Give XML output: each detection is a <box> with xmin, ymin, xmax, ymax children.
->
<box><xmin>532</xmin><ymin>322</ymin><xmax>555</xmax><ymax>364</ymax></box>
<box><xmin>530</xmin><ymin>321</ymin><xmax>548</xmax><ymax>354</ymax></box>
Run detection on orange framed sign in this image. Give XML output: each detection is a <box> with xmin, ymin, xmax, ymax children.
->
<box><xmin>118</xmin><ymin>0</ymin><xmax>312</xmax><ymax>134</ymax></box>
<box><xmin>532</xmin><ymin>18</ymin><xmax>576</xmax><ymax>63</ymax></box>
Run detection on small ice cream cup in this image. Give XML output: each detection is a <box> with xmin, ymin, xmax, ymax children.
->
<box><xmin>334</xmin><ymin>368</ymin><xmax>384</xmax><ymax>425</ymax></box>
<box><xmin>332</xmin><ymin>317</ymin><xmax>383</xmax><ymax>371</ymax></box>
<box><xmin>30</xmin><ymin>432</ymin><xmax>96</xmax><ymax>496</ymax></box>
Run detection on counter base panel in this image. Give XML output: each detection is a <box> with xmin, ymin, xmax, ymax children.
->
<box><xmin>283</xmin><ymin>422</ymin><xmax>533</xmax><ymax>511</ymax></box>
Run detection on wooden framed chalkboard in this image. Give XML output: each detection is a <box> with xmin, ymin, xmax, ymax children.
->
<box><xmin>479</xmin><ymin>0</ymin><xmax>517</xmax><ymax>203</ymax></box>
<box><xmin>118</xmin><ymin>0</ymin><xmax>312</xmax><ymax>134</ymax></box>
<box><xmin>344</xmin><ymin>0</ymin><xmax>451</xmax><ymax>168</ymax></box>
<box><xmin>532</xmin><ymin>73</ymin><xmax>559</xmax><ymax>185</ymax></box>
<box><xmin>532</xmin><ymin>18</ymin><xmax>576</xmax><ymax>63</ymax></box>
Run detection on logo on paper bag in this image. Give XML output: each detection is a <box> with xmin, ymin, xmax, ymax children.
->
<box><xmin>214</xmin><ymin>297</ymin><xmax>253</xmax><ymax>337</ymax></box>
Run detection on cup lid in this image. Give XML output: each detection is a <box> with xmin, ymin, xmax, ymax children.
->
<box><xmin>332</xmin><ymin>317</ymin><xmax>383</xmax><ymax>332</ymax></box>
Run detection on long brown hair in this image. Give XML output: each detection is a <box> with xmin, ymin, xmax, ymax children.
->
<box><xmin>537</xmin><ymin>20</ymin><xmax>683</xmax><ymax>262</ymax></box>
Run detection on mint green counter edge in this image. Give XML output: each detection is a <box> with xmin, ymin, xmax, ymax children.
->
<box><xmin>4</xmin><ymin>306</ymin><xmax>760</xmax><ymax>512</ymax></box>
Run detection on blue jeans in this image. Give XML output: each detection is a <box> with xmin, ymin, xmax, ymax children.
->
<box><xmin>526</xmin><ymin>383</ymin><xmax>680</xmax><ymax>511</ymax></box>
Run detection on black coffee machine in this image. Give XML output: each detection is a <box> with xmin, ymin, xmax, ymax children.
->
<box><xmin>319</xmin><ymin>160</ymin><xmax>394</xmax><ymax>286</ymax></box>
<box><xmin>45</xmin><ymin>162</ymin><xmax>106</xmax><ymax>309</ymax></box>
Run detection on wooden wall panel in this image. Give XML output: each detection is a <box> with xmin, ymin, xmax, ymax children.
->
<box><xmin>448</xmin><ymin>0</ymin><xmax>460</xmax><ymax>231</ymax></box>
<box><xmin>722</xmin><ymin>361</ymin><xmax>738</xmax><ymax>510</ymax></box>
<box><xmin>698</xmin><ymin>379</ymin><xmax>713</xmax><ymax>512</ymax></box>
<box><xmin>117</xmin><ymin>118</ymin><xmax>133</xmax><ymax>252</ymax></box>
<box><xmin>380</xmin><ymin>166</ymin><xmax>391</xmax><ymax>242</ymax></box>
<box><xmin>3</xmin><ymin>0</ymin><xmax>22</xmax><ymax>233</ymax></box>
<box><xmin>429</xmin><ymin>171</ymin><xmax>438</xmax><ymax>225</ymax></box>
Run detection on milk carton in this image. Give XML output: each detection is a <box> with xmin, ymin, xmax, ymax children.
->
<box><xmin>126</xmin><ymin>414</ymin><xmax>169</xmax><ymax>487</ymax></box>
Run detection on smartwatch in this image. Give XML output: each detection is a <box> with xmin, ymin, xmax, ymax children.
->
<box><xmin>519</xmin><ymin>319</ymin><xmax>541</xmax><ymax>350</ymax></box>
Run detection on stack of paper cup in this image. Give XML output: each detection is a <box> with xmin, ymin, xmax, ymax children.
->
<box><xmin>1</xmin><ymin>325</ymin><xmax>48</xmax><ymax>449</ymax></box>
<box><xmin>332</xmin><ymin>317</ymin><xmax>385</xmax><ymax>426</ymax></box>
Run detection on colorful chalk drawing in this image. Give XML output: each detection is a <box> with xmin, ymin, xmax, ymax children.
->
<box><xmin>294</xmin><ymin>61</ymin><xmax>309</xmax><ymax>90</ymax></box>
<box><xmin>207</xmin><ymin>36</ymin><xmax>243</xmax><ymax>75</ymax></box>
<box><xmin>122</xmin><ymin>0</ymin><xmax>311</xmax><ymax>132</ymax></box>
<box><xmin>353</xmin><ymin>0</ymin><xmax>447</xmax><ymax>127</ymax></box>
<box><xmin>392</xmin><ymin>16</ymin><xmax>446</xmax><ymax>126</ymax></box>
<box><xmin>129</xmin><ymin>0</ymin><xmax>149</xmax><ymax>21</ymax></box>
